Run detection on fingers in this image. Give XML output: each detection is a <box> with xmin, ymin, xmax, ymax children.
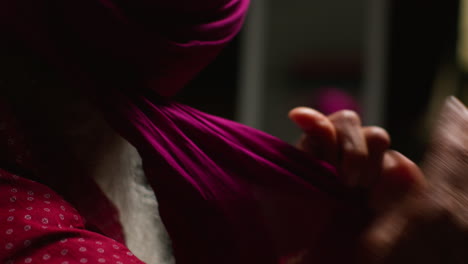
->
<box><xmin>291</xmin><ymin>108</ymin><xmax>414</xmax><ymax>194</ymax></box>
<box><xmin>362</xmin><ymin>127</ymin><xmax>391</xmax><ymax>187</ymax></box>
<box><xmin>291</xmin><ymin>108</ymin><xmax>393</xmax><ymax>188</ymax></box>
<box><xmin>327</xmin><ymin>113</ymin><xmax>391</xmax><ymax>188</ymax></box>
<box><xmin>289</xmin><ymin>107</ymin><xmax>338</xmax><ymax>163</ymax></box>
<box><xmin>328</xmin><ymin>110</ymin><xmax>368</xmax><ymax>187</ymax></box>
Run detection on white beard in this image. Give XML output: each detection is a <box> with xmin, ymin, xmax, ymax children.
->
<box><xmin>92</xmin><ymin>135</ymin><xmax>174</xmax><ymax>264</ymax></box>
<box><xmin>1</xmin><ymin>46</ymin><xmax>174</xmax><ymax>264</ymax></box>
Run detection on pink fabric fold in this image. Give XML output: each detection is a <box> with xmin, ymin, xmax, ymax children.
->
<box><xmin>102</xmin><ymin>91</ymin><xmax>370</xmax><ymax>263</ymax></box>
<box><xmin>1</xmin><ymin>0</ymin><xmax>372</xmax><ymax>263</ymax></box>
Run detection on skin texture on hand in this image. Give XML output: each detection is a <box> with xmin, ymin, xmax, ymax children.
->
<box><xmin>289</xmin><ymin>106</ymin><xmax>430</xmax><ymax>263</ymax></box>
<box><xmin>289</xmin><ymin>108</ymin><xmax>388</xmax><ymax>187</ymax></box>
<box><xmin>288</xmin><ymin>107</ymin><xmax>422</xmax><ymax>196</ymax></box>
<box><xmin>360</xmin><ymin>97</ymin><xmax>468</xmax><ymax>264</ymax></box>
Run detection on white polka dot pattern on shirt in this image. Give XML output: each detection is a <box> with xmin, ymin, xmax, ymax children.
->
<box><xmin>0</xmin><ymin>169</ymin><xmax>144</xmax><ymax>264</ymax></box>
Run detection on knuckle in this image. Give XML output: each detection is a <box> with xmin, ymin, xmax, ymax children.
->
<box><xmin>337</xmin><ymin>110</ymin><xmax>361</xmax><ymax>126</ymax></box>
<box><xmin>344</xmin><ymin>142</ymin><xmax>368</xmax><ymax>161</ymax></box>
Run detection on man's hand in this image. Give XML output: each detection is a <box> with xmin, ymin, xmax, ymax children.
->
<box><xmin>289</xmin><ymin>108</ymin><xmax>424</xmax><ymax>208</ymax></box>
<box><xmin>289</xmin><ymin>107</ymin><xmax>390</xmax><ymax>188</ymax></box>
<box><xmin>360</xmin><ymin>97</ymin><xmax>468</xmax><ymax>263</ymax></box>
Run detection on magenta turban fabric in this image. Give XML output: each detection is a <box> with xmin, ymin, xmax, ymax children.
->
<box><xmin>0</xmin><ymin>1</ymin><xmax>370</xmax><ymax>263</ymax></box>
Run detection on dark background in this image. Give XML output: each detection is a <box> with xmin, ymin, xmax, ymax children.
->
<box><xmin>177</xmin><ymin>0</ymin><xmax>464</xmax><ymax>163</ymax></box>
